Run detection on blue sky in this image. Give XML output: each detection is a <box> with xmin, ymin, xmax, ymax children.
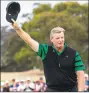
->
<box><xmin>1</xmin><ymin>0</ymin><xmax>88</xmax><ymax>27</ymax></box>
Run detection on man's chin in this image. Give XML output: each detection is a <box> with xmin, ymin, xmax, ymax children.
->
<box><xmin>57</xmin><ymin>45</ymin><xmax>64</xmax><ymax>49</ymax></box>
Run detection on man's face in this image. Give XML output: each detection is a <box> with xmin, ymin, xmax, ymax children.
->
<box><xmin>51</xmin><ymin>32</ymin><xmax>65</xmax><ymax>49</ymax></box>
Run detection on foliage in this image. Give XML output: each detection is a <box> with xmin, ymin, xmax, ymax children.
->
<box><xmin>33</xmin><ymin>4</ymin><xmax>52</xmax><ymax>15</ymax></box>
<box><xmin>2</xmin><ymin>2</ymin><xmax>88</xmax><ymax>72</ymax></box>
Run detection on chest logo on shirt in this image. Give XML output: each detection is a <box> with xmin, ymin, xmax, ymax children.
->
<box><xmin>66</xmin><ymin>55</ymin><xmax>68</xmax><ymax>58</ymax></box>
<box><xmin>64</xmin><ymin>55</ymin><xmax>68</xmax><ymax>60</ymax></box>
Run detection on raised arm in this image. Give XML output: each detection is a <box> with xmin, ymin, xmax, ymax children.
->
<box><xmin>11</xmin><ymin>19</ymin><xmax>39</xmax><ymax>52</ymax></box>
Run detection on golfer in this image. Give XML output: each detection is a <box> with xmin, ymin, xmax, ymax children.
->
<box><xmin>11</xmin><ymin>19</ymin><xmax>85</xmax><ymax>92</ymax></box>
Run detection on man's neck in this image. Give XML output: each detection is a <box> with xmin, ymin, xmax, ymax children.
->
<box><xmin>57</xmin><ymin>47</ymin><xmax>64</xmax><ymax>52</ymax></box>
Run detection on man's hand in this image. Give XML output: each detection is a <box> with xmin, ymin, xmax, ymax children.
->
<box><xmin>11</xmin><ymin>19</ymin><xmax>20</xmax><ymax>30</ymax></box>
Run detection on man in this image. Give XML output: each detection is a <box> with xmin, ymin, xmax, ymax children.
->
<box><xmin>11</xmin><ymin>19</ymin><xmax>85</xmax><ymax>92</ymax></box>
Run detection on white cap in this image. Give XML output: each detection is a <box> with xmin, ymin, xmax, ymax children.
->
<box><xmin>20</xmin><ymin>79</ymin><xmax>25</xmax><ymax>82</ymax></box>
<box><xmin>85</xmin><ymin>74</ymin><xmax>88</xmax><ymax>78</ymax></box>
<box><xmin>15</xmin><ymin>79</ymin><xmax>19</xmax><ymax>82</ymax></box>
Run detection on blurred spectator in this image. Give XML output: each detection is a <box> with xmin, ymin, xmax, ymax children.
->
<box><xmin>24</xmin><ymin>77</ymin><xmax>35</xmax><ymax>91</ymax></box>
<box><xmin>34</xmin><ymin>80</ymin><xmax>41</xmax><ymax>92</ymax></box>
<box><xmin>17</xmin><ymin>80</ymin><xmax>25</xmax><ymax>91</ymax></box>
<box><xmin>1</xmin><ymin>82</ymin><xmax>5</xmax><ymax>92</ymax></box>
<box><xmin>87</xmin><ymin>80</ymin><xmax>89</xmax><ymax>92</ymax></box>
<box><xmin>34</xmin><ymin>77</ymin><xmax>47</xmax><ymax>92</ymax></box>
<box><xmin>9</xmin><ymin>79</ymin><xmax>19</xmax><ymax>92</ymax></box>
<box><xmin>84</xmin><ymin>74</ymin><xmax>89</xmax><ymax>92</ymax></box>
<box><xmin>39</xmin><ymin>77</ymin><xmax>47</xmax><ymax>91</ymax></box>
<box><xmin>15</xmin><ymin>79</ymin><xmax>19</xmax><ymax>87</ymax></box>
<box><xmin>1</xmin><ymin>77</ymin><xmax>47</xmax><ymax>92</ymax></box>
<box><xmin>3</xmin><ymin>81</ymin><xmax>10</xmax><ymax>92</ymax></box>
<box><xmin>10</xmin><ymin>78</ymin><xmax>16</xmax><ymax>88</ymax></box>
<box><xmin>25</xmin><ymin>77</ymin><xmax>31</xmax><ymax>87</ymax></box>
<box><xmin>11</xmin><ymin>78</ymin><xmax>16</xmax><ymax>84</ymax></box>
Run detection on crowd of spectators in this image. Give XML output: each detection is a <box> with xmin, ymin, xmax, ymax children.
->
<box><xmin>1</xmin><ymin>74</ymin><xmax>89</xmax><ymax>92</ymax></box>
<box><xmin>1</xmin><ymin>77</ymin><xmax>47</xmax><ymax>92</ymax></box>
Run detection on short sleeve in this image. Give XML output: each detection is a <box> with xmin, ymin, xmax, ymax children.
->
<box><xmin>37</xmin><ymin>44</ymin><xmax>48</xmax><ymax>60</ymax></box>
<box><xmin>75</xmin><ymin>52</ymin><xmax>86</xmax><ymax>71</ymax></box>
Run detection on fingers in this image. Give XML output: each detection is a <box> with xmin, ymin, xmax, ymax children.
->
<box><xmin>11</xmin><ymin>18</ymin><xmax>15</xmax><ymax>23</ymax></box>
<box><xmin>11</xmin><ymin>19</ymin><xmax>16</xmax><ymax>25</ymax></box>
<box><xmin>11</xmin><ymin>19</ymin><xmax>20</xmax><ymax>30</ymax></box>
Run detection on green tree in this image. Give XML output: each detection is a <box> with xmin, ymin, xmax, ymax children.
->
<box><xmin>2</xmin><ymin>2</ymin><xmax>88</xmax><ymax>72</ymax></box>
<box><xmin>33</xmin><ymin>4</ymin><xmax>52</xmax><ymax>15</ymax></box>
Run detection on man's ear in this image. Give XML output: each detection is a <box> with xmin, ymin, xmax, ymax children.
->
<box><xmin>50</xmin><ymin>37</ymin><xmax>53</xmax><ymax>43</ymax></box>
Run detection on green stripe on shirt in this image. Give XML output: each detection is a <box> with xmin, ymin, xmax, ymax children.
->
<box><xmin>75</xmin><ymin>66</ymin><xmax>85</xmax><ymax>71</ymax></box>
<box><xmin>75</xmin><ymin>61</ymin><xmax>84</xmax><ymax>66</ymax></box>
<box><xmin>74</xmin><ymin>52</ymin><xmax>85</xmax><ymax>71</ymax></box>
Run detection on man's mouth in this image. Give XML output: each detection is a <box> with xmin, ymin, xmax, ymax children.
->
<box><xmin>58</xmin><ymin>43</ymin><xmax>62</xmax><ymax>44</ymax></box>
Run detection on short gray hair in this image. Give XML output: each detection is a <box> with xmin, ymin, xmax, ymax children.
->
<box><xmin>50</xmin><ymin>26</ymin><xmax>65</xmax><ymax>39</ymax></box>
